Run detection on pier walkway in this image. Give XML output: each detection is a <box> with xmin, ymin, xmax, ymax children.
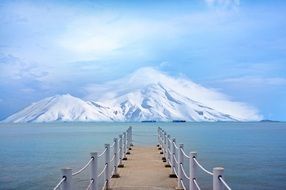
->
<box><xmin>110</xmin><ymin>146</ymin><xmax>176</xmax><ymax>190</ymax></box>
<box><xmin>53</xmin><ymin>127</ymin><xmax>232</xmax><ymax>190</ymax></box>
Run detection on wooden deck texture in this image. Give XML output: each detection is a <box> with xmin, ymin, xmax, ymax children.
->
<box><xmin>109</xmin><ymin>146</ymin><xmax>177</xmax><ymax>190</ymax></box>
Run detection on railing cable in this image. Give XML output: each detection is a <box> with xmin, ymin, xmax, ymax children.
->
<box><xmin>193</xmin><ymin>178</ymin><xmax>201</xmax><ymax>190</ymax></box>
<box><xmin>72</xmin><ymin>158</ymin><xmax>93</xmax><ymax>176</ymax></box>
<box><xmin>86</xmin><ymin>179</ymin><xmax>94</xmax><ymax>190</ymax></box>
<box><xmin>173</xmin><ymin>155</ymin><xmax>179</xmax><ymax>164</ymax></box>
<box><xmin>193</xmin><ymin>158</ymin><xmax>213</xmax><ymax>176</ymax></box>
<box><xmin>110</xmin><ymin>141</ymin><xmax>115</xmax><ymax>148</ymax></box>
<box><xmin>97</xmin><ymin>164</ymin><xmax>107</xmax><ymax>178</ymax></box>
<box><xmin>181</xmin><ymin>148</ymin><xmax>190</xmax><ymax>159</ymax></box>
<box><xmin>53</xmin><ymin>177</ymin><xmax>65</xmax><ymax>190</ymax></box>
<box><xmin>110</xmin><ymin>155</ymin><xmax>115</xmax><ymax>163</ymax></box>
<box><xmin>180</xmin><ymin>163</ymin><xmax>190</xmax><ymax>180</ymax></box>
<box><xmin>173</xmin><ymin>141</ymin><xmax>179</xmax><ymax>150</ymax></box>
<box><xmin>180</xmin><ymin>179</ymin><xmax>187</xmax><ymax>190</ymax></box>
<box><xmin>101</xmin><ymin>180</ymin><xmax>107</xmax><ymax>190</ymax></box>
<box><xmin>98</xmin><ymin>148</ymin><xmax>107</xmax><ymax>158</ymax></box>
<box><xmin>219</xmin><ymin>176</ymin><xmax>232</xmax><ymax>190</ymax></box>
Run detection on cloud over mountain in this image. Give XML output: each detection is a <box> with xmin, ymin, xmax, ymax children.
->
<box><xmin>85</xmin><ymin>67</ymin><xmax>261</xmax><ymax>121</ymax></box>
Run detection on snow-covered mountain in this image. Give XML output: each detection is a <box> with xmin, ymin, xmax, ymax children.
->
<box><xmin>3</xmin><ymin>94</ymin><xmax>119</xmax><ymax>122</ymax></box>
<box><xmin>3</xmin><ymin>67</ymin><xmax>261</xmax><ymax>122</ymax></box>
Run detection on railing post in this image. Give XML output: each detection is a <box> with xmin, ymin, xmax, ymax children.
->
<box><xmin>165</xmin><ymin>134</ymin><xmax>171</xmax><ymax>167</ymax></box>
<box><xmin>118</xmin><ymin>134</ymin><xmax>124</xmax><ymax>167</ymax></box>
<box><xmin>169</xmin><ymin>138</ymin><xmax>176</xmax><ymax>178</ymax></box>
<box><xmin>90</xmin><ymin>152</ymin><xmax>98</xmax><ymax>190</ymax></box>
<box><xmin>112</xmin><ymin>138</ymin><xmax>120</xmax><ymax>178</ymax></box>
<box><xmin>123</xmin><ymin>132</ymin><xmax>127</xmax><ymax>160</ymax></box>
<box><xmin>159</xmin><ymin>129</ymin><xmax>162</xmax><ymax>148</ymax></box>
<box><xmin>157</xmin><ymin>127</ymin><xmax>160</xmax><ymax>147</ymax></box>
<box><xmin>61</xmin><ymin>168</ymin><xmax>72</xmax><ymax>190</ymax></box>
<box><xmin>162</xmin><ymin>132</ymin><xmax>167</xmax><ymax>162</ymax></box>
<box><xmin>105</xmin><ymin>144</ymin><xmax>110</xmax><ymax>190</ymax></box>
<box><xmin>127</xmin><ymin>128</ymin><xmax>131</xmax><ymax>154</ymax></box>
<box><xmin>158</xmin><ymin>128</ymin><xmax>162</xmax><ymax>150</ymax></box>
<box><xmin>130</xmin><ymin>126</ymin><xmax>133</xmax><ymax>146</ymax></box>
<box><xmin>213</xmin><ymin>167</ymin><xmax>224</xmax><ymax>190</ymax></box>
<box><xmin>164</xmin><ymin>132</ymin><xmax>167</xmax><ymax>156</ymax></box>
<box><xmin>159</xmin><ymin>130</ymin><xmax>164</xmax><ymax>153</ymax></box>
<box><xmin>127</xmin><ymin>127</ymin><xmax>131</xmax><ymax>149</ymax></box>
<box><xmin>177</xmin><ymin>144</ymin><xmax>184</xmax><ymax>189</ymax></box>
<box><xmin>189</xmin><ymin>152</ymin><xmax>197</xmax><ymax>190</ymax></box>
<box><xmin>167</xmin><ymin>135</ymin><xmax>170</xmax><ymax>161</ymax></box>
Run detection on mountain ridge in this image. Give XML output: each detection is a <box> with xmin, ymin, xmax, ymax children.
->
<box><xmin>3</xmin><ymin>88</ymin><xmax>239</xmax><ymax>123</ymax></box>
<box><xmin>3</xmin><ymin>68</ymin><xmax>261</xmax><ymax>122</ymax></box>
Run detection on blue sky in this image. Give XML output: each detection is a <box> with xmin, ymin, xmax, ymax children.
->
<box><xmin>0</xmin><ymin>0</ymin><xmax>286</xmax><ymax>121</ymax></box>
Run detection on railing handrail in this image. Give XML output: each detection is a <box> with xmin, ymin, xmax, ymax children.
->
<box><xmin>219</xmin><ymin>176</ymin><xmax>232</xmax><ymax>190</ymax></box>
<box><xmin>193</xmin><ymin>157</ymin><xmax>214</xmax><ymax>176</ymax></box>
<box><xmin>181</xmin><ymin>147</ymin><xmax>190</xmax><ymax>159</ymax></box>
<box><xmin>110</xmin><ymin>141</ymin><xmax>115</xmax><ymax>148</ymax></box>
<box><xmin>53</xmin><ymin>177</ymin><xmax>65</xmax><ymax>190</ymax></box>
<box><xmin>157</xmin><ymin>127</ymin><xmax>231</xmax><ymax>190</ymax></box>
<box><xmin>86</xmin><ymin>179</ymin><xmax>94</xmax><ymax>190</ymax></box>
<box><xmin>97</xmin><ymin>163</ymin><xmax>107</xmax><ymax>178</ymax></box>
<box><xmin>72</xmin><ymin>157</ymin><xmax>94</xmax><ymax>176</ymax></box>
<box><xmin>180</xmin><ymin>179</ymin><xmax>187</xmax><ymax>190</ymax></box>
<box><xmin>193</xmin><ymin>178</ymin><xmax>201</xmax><ymax>190</ymax></box>
<box><xmin>180</xmin><ymin>163</ymin><xmax>190</xmax><ymax>180</ymax></box>
<box><xmin>98</xmin><ymin>147</ymin><xmax>107</xmax><ymax>158</ymax></box>
<box><xmin>53</xmin><ymin>127</ymin><xmax>132</xmax><ymax>190</ymax></box>
<box><xmin>173</xmin><ymin>141</ymin><xmax>179</xmax><ymax>150</ymax></box>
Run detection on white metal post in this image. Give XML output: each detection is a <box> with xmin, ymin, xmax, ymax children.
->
<box><xmin>123</xmin><ymin>132</ymin><xmax>127</xmax><ymax>160</ymax></box>
<box><xmin>164</xmin><ymin>132</ymin><xmax>167</xmax><ymax>157</ymax></box>
<box><xmin>161</xmin><ymin>130</ymin><xmax>164</xmax><ymax>149</ymax></box>
<box><xmin>61</xmin><ymin>168</ymin><xmax>72</xmax><ymax>190</ymax></box>
<box><xmin>118</xmin><ymin>134</ymin><xmax>124</xmax><ymax>167</ymax></box>
<box><xmin>158</xmin><ymin>128</ymin><xmax>161</xmax><ymax>148</ymax></box>
<box><xmin>189</xmin><ymin>152</ymin><xmax>197</xmax><ymax>190</ymax></box>
<box><xmin>159</xmin><ymin>129</ymin><xmax>162</xmax><ymax>147</ymax></box>
<box><xmin>127</xmin><ymin>127</ymin><xmax>130</xmax><ymax>149</ymax></box>
<box><xmin>177</xmin><ymin>144</ymin><xmax>184</xmax><ymax>189</ymax></box>
<box><xmin>157</xmin><ymin>127</ymin><xmax>160</xmax><ymax>146</ymax></box>
<box><xmin>127</xmin><ymin>128</ymin><xmax>131</xmax><ymax>154</ymax></box>
<box><xmin>105</xmin><ymin>144</ymin><xmax>110</xmax><ymax>190</ymax></box>
<box><xmin>90</xmin><ymin>152</ymin><xmax>98</xmax><ymax>190</ymax></box>
<box><xmin>130</xmin><ymin>126</ymin><xmax>133</xmax><ymax>146</ymax></box>
<box><xmin>170</xmin><ymin>138</ymin><xmax>176</xmax><ymax>177</ymax></box>
<box><xmin>112</xmin><ymin>138</ymin><xmax>120</xmax><ymax>177</ymax></box>
<box><xmin>213</xmin><ymin>167</ymin><xmax>224</xmax><ymax>190</ymax></box>
<box><xmin>167</xmin><ymin>134</ymin><xmax>171</xmax><ymax>163</ymax></box>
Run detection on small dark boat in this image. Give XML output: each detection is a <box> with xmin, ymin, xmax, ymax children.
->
<box><xmin>172</xmin><ymin>120</ymin><xmax>186</xmax><ymax>122</ymax></box>
<box><xmin>141</xmin><ymin>120</ymin><xmax>157</xmax><ymax>123</ymax></box>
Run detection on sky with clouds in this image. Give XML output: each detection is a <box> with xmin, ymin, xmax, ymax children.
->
<box><xmin>0</xmin><ymin>0</ymin><xmax>286</xmax><ymax>120</ymax></box>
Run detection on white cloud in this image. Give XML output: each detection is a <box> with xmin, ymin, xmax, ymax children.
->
<box><xmin>205</xmin><ymin>0</ymin><xmax>240</xmax><ymax>9</ymax></box>
<box><xmin>56</xmin><ymin>14</ymin><xmax>182</xmax><ymax>61</ymax></box>
<box><xmin>220</xmin><ymin>76</ymin><xmax>286</xmax><ymax>86</ymax></box>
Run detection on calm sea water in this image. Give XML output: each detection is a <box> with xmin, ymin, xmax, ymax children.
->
<box><xmin>0</xmin><ymin>122</ymin><xmax>285</xmax><ymax>190</ymax></box>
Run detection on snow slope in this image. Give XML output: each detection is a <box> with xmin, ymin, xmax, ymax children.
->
<box><xmin>3</xmin><ymin>67</ymin><xmax>261</xmax><ymax>122</ymax></box>
<box><xmin>3</xmin><ymin>94</ymin><xmax>117</xmax><ymax>122</ymax></box>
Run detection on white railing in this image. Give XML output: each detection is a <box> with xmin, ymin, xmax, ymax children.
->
<box><xmin>53</xmin><ymin>126</ymin><xmax>133</xmax><ymax>190</ymax></box>
<box><xmin>157</xmin><ymin>127</ymin><xmax>232</xmax><ymax>190</ymax></box>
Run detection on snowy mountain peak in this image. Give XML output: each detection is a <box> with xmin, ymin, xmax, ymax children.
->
<box><xmin>3</xmin><ymin>67</ymin><xmax>261</xmax><ymax>123</ymax></box>
<box><xmin>3</xmin><ymin>94</ymin><xmax>115</xmax><ymax>123</ymax></box>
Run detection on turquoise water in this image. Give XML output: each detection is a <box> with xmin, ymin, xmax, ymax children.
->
<box><xmin>0</xmin><ymin>122</ymin><xmax>285</xmax><ymax>190</ymax></box>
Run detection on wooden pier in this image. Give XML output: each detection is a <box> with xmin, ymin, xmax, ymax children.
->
<box><xmin>110</xmin><ymin>146</ymin><xmax>176</xmax><ymax>190</ymax></box>
<box><xmin>53</xmin><ymin>127</ymin><xmax>232</xmax><ymax>190</ymax></box>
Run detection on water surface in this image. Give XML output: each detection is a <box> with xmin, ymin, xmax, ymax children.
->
<box><xmin>0</xmin><ymin>122</ymin><xmax>285</xmax><ymax>190</ymax></box>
